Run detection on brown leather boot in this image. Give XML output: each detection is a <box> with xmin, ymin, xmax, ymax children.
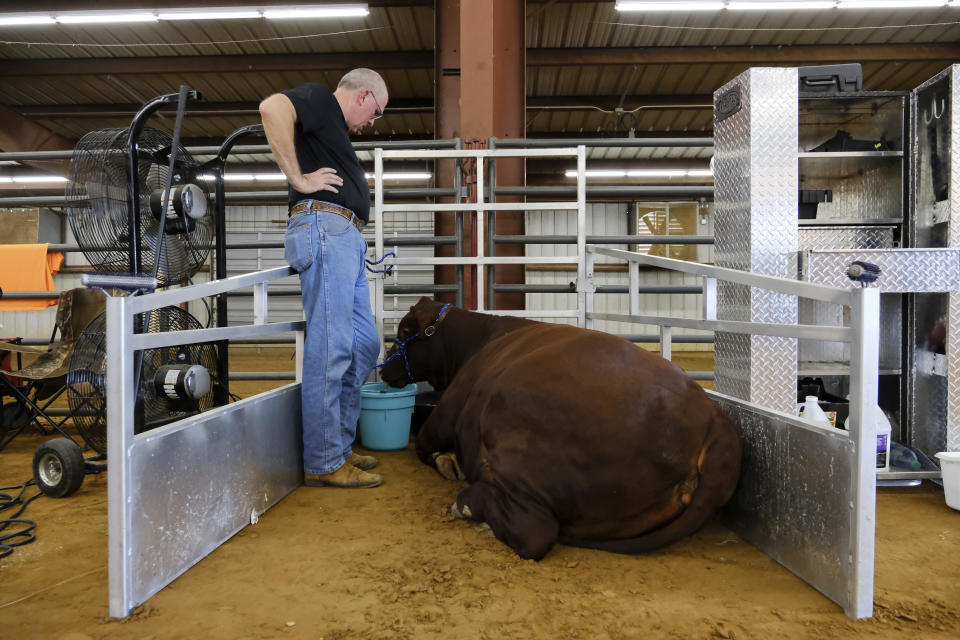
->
<box><xmin>346</xmin><ymin>453</ymin><xmax>379</xmax><ymax>471</ymax></box>
<box><xmin>304</xmin><ymin>463</ymin><xmax>382</xmax><ymax>488</ymax></box>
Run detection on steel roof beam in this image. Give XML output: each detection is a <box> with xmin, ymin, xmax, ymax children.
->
<box><xmin>3</xmin><ymin>43</ymin><xmax>958</xmax><ymax>77</ymax></box>
<box><xmin>527</xmin><ymin>44</ymin><xmax>960</xmax><ymax>66</ymax></box>
<box><xmin>16</xmin><ymin>99</ymin><xmax>435</xmax><ymax>118</ymax></box>
<box><xmin>15</xmin><ymin>95</ymin><xmax>711</xmax><ymax>118</ymax></box>
<box><xmin>0</xmin><ymin>51</ymin><xmax>434</xmax><ymax>77</ymax></box>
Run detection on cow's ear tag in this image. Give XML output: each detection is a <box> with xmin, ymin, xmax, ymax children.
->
<box><xmin>424</xmin><ymin>325</ymin><xmax>436</xmax><ymax>337</ymax></box>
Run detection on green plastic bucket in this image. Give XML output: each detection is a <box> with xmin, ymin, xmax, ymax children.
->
<box><xmin>358</xmin><ymin>382</ymin><xmax>418</xmax><ymax>450</ymax></box>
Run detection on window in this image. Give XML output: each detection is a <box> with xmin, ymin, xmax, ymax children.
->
<box><xmin>634</xmin><ymin>202</ymin><xmax>700</xmax><ymax>261</ymax></box>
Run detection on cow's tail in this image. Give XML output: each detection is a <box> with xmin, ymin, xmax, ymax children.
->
<box><xmin>561</xmin><ymin>414</ymin><xmax>741</xmax><ymax>555</ymax></box>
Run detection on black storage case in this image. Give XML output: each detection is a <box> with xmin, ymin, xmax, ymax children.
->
<box><xmin>799</xmin><ymin>189</ymin><xmax>833</xmax><ymax>219</ymax></box>
<box><xmin>798</xmin><ymin>63</ymin><xmax>863</xmax><ymax>95</ymax></box>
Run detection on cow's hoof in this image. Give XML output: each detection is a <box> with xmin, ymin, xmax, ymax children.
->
<box><xmin>450</xmin><ymin>500</ymin><xmax>473</xmax><ymax>519</ymax></box>
<box><xmin>433</xmin><ymin>452</ymin><xmax>466</xmax><ymax>481</ymax></box>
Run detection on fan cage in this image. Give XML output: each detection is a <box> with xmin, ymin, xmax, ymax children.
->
<box><xmin>65</xmin><ymin>127</ymin><xmax>213</xmax><ymax>287</ymax></box>
<box><xmin>66</xmin><ymin>306</ymin><xmax>222</xmax><ymax>455</ymax></box>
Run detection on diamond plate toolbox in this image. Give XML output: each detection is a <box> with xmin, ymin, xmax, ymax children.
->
<box><xmin>798</xmin><ymin>248</ymin><xmax>960</xmax><ymax>292</ymax></box>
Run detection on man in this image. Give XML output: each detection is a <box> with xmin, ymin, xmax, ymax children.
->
<box><xmin>259</xmin><ymin>68</ymin><xmax>387</xmax><ymax>488</ymax></box>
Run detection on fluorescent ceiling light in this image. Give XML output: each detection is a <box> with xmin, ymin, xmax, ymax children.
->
<box><xmin>565</xmin><ymin>169</ymin><xmax>713</xmax><ymax>178</ymax></box>
<box><xmin>264</xmin><ymin>5</ymin><xmax>370</xmax><ymax>19</ymax></box>
<box><xmin>158</xmin><ymin>10</ymin><xmax>263</xmax><ymax>21</ymax></box>
<box><xmin>0</xmin><ymin>5</ymin><xmax>371</xmax><ymax>26</ymax></box>
<box><xmin>0</xmin><ymin>175</ymin><xmax>69</xmax><ymax>184</ymax></box>
<box><xmin>616</xmin><ymin>1</ymin><xmax>725</xmax><ymax>10</ymax></box>
<box><xmin>616</xmin><ymin>0</ymin><xmax>955</xmax><ymax>9</ymax></box>
<box><xmin>200</xmin><ymin>171</ymin><xmax>431</xmax><ymax>182</ymax></box>
<box><xmin>628</xmin><ymin>169</ymin><xmax>688</xmax><ymax>177</ymax></box>
<box><xmin>0</xmin><ymin>15</ymin><xmax>56</xmax><ymax>25</ymax></box>
<box><xmin>221</xmin><ymin>173</ymin><xmax>292</xmax><ymax>182</ymax></box>
<box><xmin>366</xmin><ymin>172</ymin><xmax>432</xmax><ymax>181</ymax></box>
<box><xmin>838</xmin><ymin>0</ymin><xmax>947</xmax><ymax>7</ymax></box>
<box><xmin>727</xmin><ymin>1</ymin><xmax>837</xmax><ymax>9</ymax></box>
<box><xmin>564</xmin><ymin>170</ymin><xmax>628</xmax><ymax>178</ymax></box>
<box><xmin>57</xmin><ymin>12</ymin><xmax>158</xmax><ymax>24</ymax></box>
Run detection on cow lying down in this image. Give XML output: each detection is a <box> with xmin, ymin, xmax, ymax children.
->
<box><xmin>380</xmin><ymin>297</ymin><xmax>742</xmax><ymax>560</ymax></box>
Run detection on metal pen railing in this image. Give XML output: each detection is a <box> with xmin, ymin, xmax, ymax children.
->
<box><xmin>583</xmin><ymin>245</ymin><xmax>880</xmax><ymax>619</ymax></box>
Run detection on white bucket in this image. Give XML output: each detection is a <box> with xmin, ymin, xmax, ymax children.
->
<box><xmin>936</xmin><ymin>452</ymin><xmax>960</xmax><ymax>511</ymax></box>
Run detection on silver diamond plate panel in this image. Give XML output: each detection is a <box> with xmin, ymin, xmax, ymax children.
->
<box><xmin>714</xmin><ymin>68</ymin><xmax>798</xmax><ymax>413</ymax></box>
<box><xmin>799</xmin><ymin>299</ymin><xmax>845</xmax><ymax>363</ymax></box>
<box><xmin>804</xmin><ymin>162</ymin><xmax>903</xmax><ymax>220</ymax></box>
<box><xmin>799</xmin><ymin>249</ymin><xmax>960</xmax><ymax>292</ymax></box>
<box><xmin>799</xmin><ymin>95</ymin><xmax>905</xmax><ymax>154</ymax></box>
<box><xmin>911</xmin><ymin>65</ymin><xmax>960</xmax><ymax>455</ymax></box>
<box><xmin>799</xmin><ymin>226</ymin><xmax>896</xmax><ymax>252</ymax></box>
<box><xmin>711</xmin><ymin>394</ymin><xmax>861</xmax><ymax>616</ymax></box>
<box><xmin>911</xmin><ymin>65</ymin><xmax>959</xmax><ymax>250</ymax></box>
<box><xmin>798</xmin><ymin>294</ymin><xmax>901</xmax><ymax>372</ymax></box>
<box><xmin>949</xmin><ymin>293</ymin><xmax>960</xmax><ymax>451</ymax></box>
<box><xmin>795</xmin><ymin>230</ymin><xmax>899</xmax><ymax>369</ymax></box>
<box><xmin>910</xmin><ymin>293</ymin><xmax>948</xmax><ymax>459</ymax></box>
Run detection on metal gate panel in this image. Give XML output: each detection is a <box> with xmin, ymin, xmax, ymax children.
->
<box><xmin>127</xmin><ymin>384</ymin><xmax>302</xmax><ymax>609</ymax></box>
<box><xmin>712</xmin><ymin>394</ymin><xmax>868</xmax><ymax>616</ymax></box>
<box><xmin>107</xmin><ymin>267</ymin><xmax>305</xmax><ymax>618</ymax></box>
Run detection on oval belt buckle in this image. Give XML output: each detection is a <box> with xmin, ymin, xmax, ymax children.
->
<box><xmin>424</xmin><ymin>325</ymin><xmax>436</xmax><ymax>337</ymax></box>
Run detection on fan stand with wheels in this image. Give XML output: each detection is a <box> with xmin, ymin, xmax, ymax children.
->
<box><xmin>32</xmin><ymin>86</ymin><xmax>227</xmax><ymax>498</ymax></box>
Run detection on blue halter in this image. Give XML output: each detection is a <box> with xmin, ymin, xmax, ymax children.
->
<box><xmin>377</xmin><ymin>303</ymin><xmax>452</xmax><ymax>382</ymax></box>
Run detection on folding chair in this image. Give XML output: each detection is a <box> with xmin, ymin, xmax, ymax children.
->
<box><xmin>0</xmin><ymin>288</ymin><xmax>106</xmax><ymax>452</ymax></box>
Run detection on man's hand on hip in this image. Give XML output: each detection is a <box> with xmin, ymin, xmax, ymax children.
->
<box><xmin>294</xmin><ymin>167</ymin><xmax>343</xmax><ymax>194</ymax></box>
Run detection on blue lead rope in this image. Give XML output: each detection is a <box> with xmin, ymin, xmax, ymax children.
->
<box><xmin>365</xmin><ymin>252</ymin><xmax>395</xmax><ymax>274</ymax></box>
<box><xmin>376</xmin><ymin>332</ymin><xmax>419</xmax><ymax>381</ymax></box>
<box><xmin>376</xmin><ymin>303</ymin><xmax>452</xmax><ymax>382</ymax></box>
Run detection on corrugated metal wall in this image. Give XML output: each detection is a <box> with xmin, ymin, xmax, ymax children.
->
<box><xmin>1</xmin><ymin>208</ymin><xmax>213</xmax><ymax>341</ymax></box>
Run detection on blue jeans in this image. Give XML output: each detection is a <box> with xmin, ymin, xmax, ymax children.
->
<box><xmin>284</xmin><ymin>204</ymin><xmax>380</xmax><ymax>475</ymax></box>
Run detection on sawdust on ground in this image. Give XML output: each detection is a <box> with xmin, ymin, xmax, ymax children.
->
<box><xmin>1</xmin><ymin>348</ymin><xmax>957</xmax><ymax>639</ymax></box>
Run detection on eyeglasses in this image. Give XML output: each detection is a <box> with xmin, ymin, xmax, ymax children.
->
<box><xmin>368</xmin><ymin>90</ymin><xmax>384</xmax><ymax>120</ymax></box>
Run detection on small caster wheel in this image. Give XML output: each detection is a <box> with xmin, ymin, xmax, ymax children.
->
<box><xmin>33</xmin><ymin>438</ymin><xmax>85</xmax><ymax>498</ymax></box>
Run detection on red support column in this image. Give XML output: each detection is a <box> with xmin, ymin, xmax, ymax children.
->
<box><xmin>435</xmin><ymin>0</ymin><xmax>525</xmax><ymax>310</ymax></box>
<box><xmin>434</xmin><ymin>0</ymin><xmax>470</xmax><ymax>306</ymax></box>
<box><xmin>461</xmin><ymin>0</ymin><xmax>525</xmax><ymax>310</ymax></box>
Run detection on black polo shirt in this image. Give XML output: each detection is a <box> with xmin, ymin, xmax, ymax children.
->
<box><xmin>282</xmin><ymin>82</ymin><xmax>370</xmax><ymax>222</ymax></box>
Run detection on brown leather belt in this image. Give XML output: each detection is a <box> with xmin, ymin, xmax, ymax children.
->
<box><xmin>289</xmin><ymin>200</ymin><xmax>365</xmax><ymax>231</ymax></box>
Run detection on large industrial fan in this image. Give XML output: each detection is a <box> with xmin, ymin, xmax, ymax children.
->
<box><xmin>66</xmin><ymin>306</ymin><xmax>221</xmax><ymax>457</ymax></box>
<box><xmin>32</xmin><ymin>88</ymin><xmax>228</xmax><ymax>498</ymax></box>
<box><xmin>65</xmin><ymin>126</ymin><xmax>212</xmax><ymax>286</ymax></box>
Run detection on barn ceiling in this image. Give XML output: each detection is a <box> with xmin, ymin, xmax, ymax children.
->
<box><xmin>0</xmin><ymin>0</ymin><xmax>958</xmax><ymax>188</ymax></box>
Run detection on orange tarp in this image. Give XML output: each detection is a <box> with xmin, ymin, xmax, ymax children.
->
<box><xmin>0</xmin><ymin>243</ymin><xmax>65</xmax><ymax>310</ymax></box>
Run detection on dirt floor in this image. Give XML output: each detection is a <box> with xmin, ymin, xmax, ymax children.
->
<box><xmin>1</xmin><ymin>348</ymin><xmax>958</xmax><ymax>639</ymax></box>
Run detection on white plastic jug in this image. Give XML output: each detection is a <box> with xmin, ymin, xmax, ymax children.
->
<box><xmin>799</xmin><ymin>396</ymin><xmax>831</xmax><ymax>426</ymax></box>
<box><xmin>874</xmin><ymin>407</ymin><xmax>892</xmax><ymax>471</ymax></box>
<box><xmin>843</xmin><ymin>404</ymin><xmax>891</xmax><ymax>471</ymax></box>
